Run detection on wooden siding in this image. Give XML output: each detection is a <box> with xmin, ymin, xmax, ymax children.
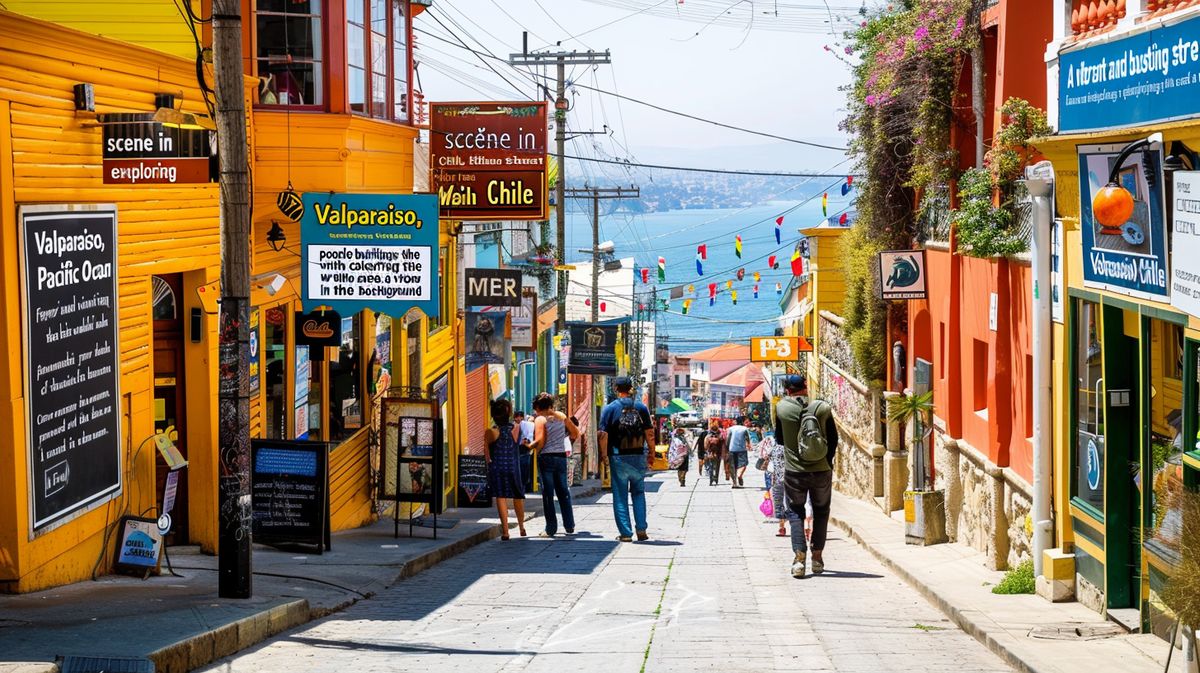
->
<box><xmin>1</xmin><ymin>1</ymin><xmax>203</xmax><ymax>60</ymax></box>
<box><xmin>328</xmin><ymin>428</ymin><xmax>374</xmax><ymax>531</ymax></box>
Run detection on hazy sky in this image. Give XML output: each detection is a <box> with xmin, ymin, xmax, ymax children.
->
<box><xmin>414</xmin><ymin>1</ymin><xmax>856</xmax><ymax>172</ymax></box>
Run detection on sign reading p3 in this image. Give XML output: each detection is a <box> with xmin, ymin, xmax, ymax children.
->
<box><xmin>751</xmin><ymin>336</ymin><xmax>812</xmax><ymax>362</ymax></box>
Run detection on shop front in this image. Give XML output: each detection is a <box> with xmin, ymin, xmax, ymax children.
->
<box><xmin>1043</xmin><ymin>7</ymin><xmax>1200</xmax><ymax>633</ymax></box>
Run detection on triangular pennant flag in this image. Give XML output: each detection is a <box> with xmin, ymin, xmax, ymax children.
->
<box><xmin>726</xmin><ymin>280</ymin><xmax>733</xmax><ymax>290</ymax></box>
<box><xmin>821</xmin><ymin>193</ymin><xmax>828</xmax><ymax>217</ymax></box>
<box><xmin>769</xmin><ymin>255</ymin><xmax>778</xmax><ymax>270</ymax></box>
<box><xmin>697</xmin><ymin>244</ymin><xmax>707</xmax><ymax>260</ymax></box>
<box><xmin>731</xmin><ymin>289</ymin><xmax>738</xmax><ymax>305</ymax></box>
<box><xmin>708</xmin><ymin>283</ymin><xmax>717</xmax><ymax>298</ymax></box>
<box><xmin>695</xmin><ymin>248</ymin><xmax>703</xmax><ymax>275</ymax></box>
<box><xmin>709</xmin><ymin>296</ymin><xmax>715</xmax><ymax>307</ymax></box>
<box><xmin>775</xmin><ymin>216</ymin><xmax>783</xmax><ymax>245</ymax></box>
<box><xmin>735</xmin><ymin>235</ymin><xmax>743</xmax><ymax>258</ymax></box>
<box><xmin>847</xmin><ymin>175</ymin><xmax>853</xmax><ymax>186</ymax></box>
<box><xmin>775</xmin><ymin>282</ymin><xmax>783</xmax><ymax>295</ymax></box>
<box><xmin>753</xmin><ymin>271</ymin><xmax>761</xmax><ymax>282</ymax></box>
<box><xmin>839</xmin><ymin>212</ymin><xmax>848</xmax><ymax>225</ymax></box>
<box><xmin>841</xmin><ymin>181</ymin><xmax>850</xmax><ymax>196</ymax></box>
<box><xmin>600</xmin><ymin>301</ymin><xmax>607</xmax><ymax>312</ymax></box>
<box><xmin>657</xmin><ymin>256</ymin><xmax>666</xmax><ymax>281</ymax></box>
<box><xmin>682</xmin><ymin>298</ymin><xmax>693</xmax><ymax>314</ymax></box>
<box><xmin>736</xmin><ymin>267</ymin><xmax>745</xmax><ymax>281</ymax></box>
<box><xmin>753</xmin><ymin>284</ymin><xmax>759</xmax><ymax>299</ymax></box>
<box><xmin>791</xmin><ymin>250</ymin><xmax>805</xmax><ymax>277</ymax></box>
<box><xmin>641</xmin><ymin>268</ymin><xmax>650</xmax><ymax>284</ymax></box>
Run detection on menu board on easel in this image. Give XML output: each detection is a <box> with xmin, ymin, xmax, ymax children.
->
<box><xmin>250</xmin><ymin>439</ymin><xmax>330</xmax><ymax>552</ymax></box>
<box><xmin>380</xmin><ymin>397</ymin><xmax>443</xmax><ymax>515</ymax></box>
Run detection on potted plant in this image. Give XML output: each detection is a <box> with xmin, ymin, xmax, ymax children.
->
<box><xmin>888</xmin><ymin>389</ymin><xmax>948</xmax><ymax>545</ymax></box>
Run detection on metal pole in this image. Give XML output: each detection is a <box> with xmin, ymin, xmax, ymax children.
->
<box><xmin>589</xmin><ymin>189</ymin><xmax>600</xmax><ymax>479</ymax></box>
<box><xmin>1025</xmin><ymin>162</ymin><xmax>1055</xmax><ymax>578</ymax></box>
<box><xmin>555</xmin><ymin>57</ymin><xmax>567</xmax><ymax>331</ymax></box>
<box><xmin>212</xmin><ymin>0</ymin><xmax>252</xmax><ymax>598</ymax></box>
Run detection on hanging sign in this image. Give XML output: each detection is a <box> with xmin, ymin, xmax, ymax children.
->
<box><xmin>300</xmin><ymin>193</ymin><xmax>440</xmax><ymax>317</ymax></box>
<box><xmin>751</xmin><ymin>336</ymin><xmax>812</xmax><ymax>362</ymax></box>
<box><xmin>430</xmin><ymin>102</ymin><xmax>548</xmax><ymax>221</ymax></box>
<box><xmin>567</xmin><ymin>323</ymin><xmax>618</xmax><ymax>375</ymax></box>
<box><xmin>101</xmin><ymin>113</ymin><xmax>211</xmax><ymax>185</ymax></box>
<box><xmin>1077</xmin><ymin>143</ymin><xmax>1168</xmax><ymax>300</ymax></box>
<box><xmin>464</xmin><ymin>311</ymin><xmax>511</xmax><ymax>372</ymax></box>
<box><xmin>1171</xmin><ymin>171</ymin><xmax>1200</xmax><ymax>319</ymax></box>
<box><xmin>465</xmin><ymin>268</ymin><xmax>522</xmax><ymax>306</ymax></box>
<box><xmin>877</xmin><ymin>249</ymin><xmax>928</xmax><ymax>300</ymax></box>
<box><xmin>20</xmin><ymin>206</ymin><xmax>121</xmax><ymax>531</ymax></box>
<box><xmin>1058</xmin><ymin>15</ymin><xmax>1200</xmax><ymax>133</ymax></box>
<box><xmin>295</xmin><ymin>309</ymin><xmax>342</xmax><ymax>349</ymax></box>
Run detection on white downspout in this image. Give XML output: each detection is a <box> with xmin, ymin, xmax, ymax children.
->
<box><xmin>1024</xmin><ymin>161</ymin><xmax>1056</xmax><ymax>577</ymax></box>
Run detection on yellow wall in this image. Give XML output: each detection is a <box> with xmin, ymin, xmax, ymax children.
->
<box><xmin>0</xmin><ymin>11</ymin><xmax>227</xmax><ymax>591</ymax></box>
<box><xmin>1</xmin><ymin>0</ymin><xmax>204</xmax><ymax>60</ymax></box>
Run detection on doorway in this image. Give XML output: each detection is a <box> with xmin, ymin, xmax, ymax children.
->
<box><xmin>152</xmin><ymin>274</ymin><xmax>189</xmax><ymax>544</ymax></box>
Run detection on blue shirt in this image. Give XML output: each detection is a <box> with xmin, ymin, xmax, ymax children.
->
<box><xmin>599</xmin><ymin>397</ymin><xmax>652</xmax><ymax>454</ymax></box>
<box><xmin>726</xmin><ymin>424</ymin><xmax>750</xmax><ymax>453</ymax></box>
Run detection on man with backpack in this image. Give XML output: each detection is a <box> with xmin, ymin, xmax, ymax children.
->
<box><xmin>773</xmin><ymin>374</ymin><xmax>838</xmax><ymax>578</ymax></box>
<box><xmin>598</xmin><ymin>377</ymin><xmax>656</xmax><ymax>542</ymax></box>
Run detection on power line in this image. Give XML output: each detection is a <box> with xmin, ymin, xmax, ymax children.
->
<box><xmin>564</xmin><ymin>153</ymin><xmax>855</xmax><ymax>178</ymax></box>
<box><xmin>423</xmin><ymin>9</ymin><xmax>530</xmax><ymax>98</ymax></box>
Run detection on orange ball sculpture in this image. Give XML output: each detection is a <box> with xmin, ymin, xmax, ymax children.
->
<box><xmin>1093</xmin><ymin>183</ymin><xmax>1135</xmax><ymax>234</ymax></box>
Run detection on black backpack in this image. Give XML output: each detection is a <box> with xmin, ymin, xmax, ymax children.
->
<box><xmin>615</xmin><ymin>402</ymin><xmax>646</xmax><ymax>451</ymax></box>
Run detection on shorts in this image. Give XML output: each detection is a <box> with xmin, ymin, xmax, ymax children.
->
<box><xmin>728</xmin><ymin>451</ymin><xmax>749</xmax><ymax>469</ymax></box>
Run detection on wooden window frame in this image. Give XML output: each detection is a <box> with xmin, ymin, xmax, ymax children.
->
<box><xmin>253</xmin><ymin>0</ymin><xmax>329</xmax><ymax>112</ymax></box>
<box><xmin>347</xmin><ymin>0</ymin><xmax>411</xmax><ymax>122</ymax></box>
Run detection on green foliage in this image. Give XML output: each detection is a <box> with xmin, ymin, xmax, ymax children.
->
<box><xmin>952</xmin><ymin>168</ymin><xmax>1027</xmax><ymax>257</ymax></box>
<box><xmin>888</xmin><ymin>390</ymin><xmax>934</xmax><ymax>424</ymax></box>
<box><xmin>988</xmin><ymin>97</ymin><xmax>1053</xmax><ymax>188</ymax></box>
<box><xmin>1161</xmin><ymin>490</ymin><xmax>1200</xmax><ymax>625</ymax></box>
<box><xmin>840</xmin><ymin>223</ymin><xmax>888</xmax><ymax>384</ymax></box>
<box><xmin>991</xmin><ymin>558</ymin><xmax>1036</xmax><ymax>595</ymax></box>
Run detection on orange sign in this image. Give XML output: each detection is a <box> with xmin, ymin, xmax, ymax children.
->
<box><xmin>750</xmin><ymin>336</ymin><xmax>812</xmax><ymax>362</ymax></box>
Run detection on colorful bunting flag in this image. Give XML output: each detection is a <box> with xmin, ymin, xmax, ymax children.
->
<box><xmin>736</xmin><ymin>267</ymin><xmax>745</xmax><ymax>281</ymax></box>
<box><xmin>657</xmin><ymin>256</ymin><xmax>666</xmax><ymax>281</ymax></box>
<box><xmin>687</xmin><ymin>284</ymin><xmax>695</xmax><ymax>295</ymax></box>
<box><xmin>775</xmin><ymin>282</ymin><xmax>783</xmax><ymax>295</ymax></box>
<box><xmin>695</xmin><ymin>248</ymin><xmax>703</xmax><ymax>275</ymax></box>
<box><xmin>839</xmin><ymin>212</ymin><xmax>848</xmax><ymax>225</ymax></box>
<box><xmin>641</xmin><ymin>268</ymin><xmax>650</xmax><ymax>284</ymax></box>
<box><xmin>753</xmin><ymin>271</ymin><xmax>761</xmax><ymax>282</ymax></box>
<box><xmin>821</xmin><ymin>193</ymin><xmax>828</xmax><ymax>217</ymax></box>
<box><xmin>682</xmin><ymin>298</ymin><xmax>693</xmax><ymax>314</ymax></box>
<box><xmin>726</xmin><ymin>280</ymin><xmax>733</xmax><ymax>290</ymax></box>
<box><xmin>791</xmin><ymin>249</ymin><xmax>805</xmax><ymax>277</ymax></box>
<box><xmin>708</xmin><ymin>283</ymin><xmax>717</xmax><ymax>306</ymax></box>
<box><xmin>841</xmin><ymin>181</ymin><xmax>850</xmax><ymax>196</ymax></box>
<box><xmin>753</xmin><ymin>284</ymin><xmax>759</xmax><ymax>299</ymax></box>
<box><xmin>697</xmin><ymin>244</ymin><xmax>707</xmax><ymax>260</ymax></box>
<box><xmin>735</xmin><ymin>235</ymin><xmax>742</xmax><ymax>258</ymax></box>
<box><xmin>769</xmin><ymin>255</ymin><xmax>778</xmax><ymax>270</ymax></box>
<box><xmin>731</xmin><ymin>289</ymin><xmax>738</xmax><ymax>305</ymax></box>
<box><xmin>775</xmin><ymin>216</ymin><xmax>783</xmax><ymax>244</ymax></box>
<box><xmin>600</xmin><ymin>301</ymin><xmax>607</xmax><ymax>312</ymax></box>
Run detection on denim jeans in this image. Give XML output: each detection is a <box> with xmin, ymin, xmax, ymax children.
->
<box><xmin>538</xmin><ymin>454</ymin><xmax>574</xmax><ymax>535</ymax></box>
<box><xmin>610</xmin><ymin>454</ymin><xmax>648</xmax><ymax>538</ymax></box>
<box><xmin>520</xmin><ymin>452</ymin><xmax>533</xmax><ymax>493</ymax></box>
<box><xmin>785</xmin><ymin>470</ymin><xmax>832</xmax><ymax>553</ymax></box>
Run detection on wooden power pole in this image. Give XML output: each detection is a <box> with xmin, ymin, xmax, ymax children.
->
<box><xmin>212</xmin><ymin>0</ymin><xmax>253</xmax><ymax>599</ymax></box>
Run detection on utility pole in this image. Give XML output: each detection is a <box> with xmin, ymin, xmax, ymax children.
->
<box><xmin>510</xmin><ymin>41</ymin><xmax>611</xmax><ymax>331</ymax></box>
<box><xmin>212</xmin><ymin>0</ymin><xmax>252</xmax><ymax>598</ymax></box>
<box><xmin>566</xmin><ymin>186</ymin><xmax>639</xmax><ymax>488</ymax></box>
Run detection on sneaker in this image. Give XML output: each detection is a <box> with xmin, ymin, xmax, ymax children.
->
<box><xmin>791</xmin><ymin>552</ymin><xmax>807</xmax><ymax>578</ymax></box>
<box><xmin>538</xmin><ymin>531</ymin><xmax>554</xmax><ymax>538</ymax></box>
<box><xmin>636</xmin><ymin>530</ymin><xmax>649</xmax><ymax>541</ymax></box>
<box><xmin>616</xmin><ymin>535</ymin><xmax>633</xmax><ymax>542</ymax></box>
<box><xmin>565</xmin><ymin>528</ymin><xmax>575</xmax><ymax>535</ymax></box>
<box><xmin>812</xmin><ymin>556</ymin><xmax>825</xmax><ymax>575</ymax></box>
<box><xmin>739</xmin><ymin>476</ymin><xmax>745</xmax><ymax>487</ymax></box>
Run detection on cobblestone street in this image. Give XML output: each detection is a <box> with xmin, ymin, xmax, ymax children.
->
<box><xmin>199</xmin><ymin>468</ymin><xmax>1012</xmax><ymax>673</ymax></box>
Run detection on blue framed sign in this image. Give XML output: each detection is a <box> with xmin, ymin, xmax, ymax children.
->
<box><xmin>1077</xmin><ymin>143</ymin><xmax>1169</xmax><ymax>300</ymax></box>
<box><xmin>300</xmin><ymin>193</ymin><xmax>440</xmax><ymax>317</ymax></box>
<box><xmin>1059</xmin><ymin>16</ymin><xmax>1200</xmax><ymax>133</ymax></box>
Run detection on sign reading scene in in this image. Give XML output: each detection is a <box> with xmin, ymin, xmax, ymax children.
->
<box><xmin>877</xmin><ymin>249</ymin><xmax>928</xmax><ymax>300</ymax></box>
<box><xmin>300</xmin><ymin>193</ymin><xmax>440</xmax><ymax>317</ymax></box>
<box><xmin>102</xmin><ymin>113</ymin><xmax>211</xmax><ymax>185</ymax></box>
<box><xmin>1077</xmin><ymin>143</ymin><xmax>1168</xmax><ymax>300</ymax></box>
<box><xmin>465</xmin><ymin>268</ymin><xmax>522</xmax><ymax>306</ymax></box>
<box><xmin>20</xmin><ymin>206</ymin><xmax>121</xmax><ymax>531</ymax></box>
<box><xmin>567</xmin><ymin>323</ymin><xmax>618</xmax><ymax>375</ymax></box>
<box><xmin>430</xmin><ymin>102</ymin><xmax>548</xmax><ymax>221</ymax></box>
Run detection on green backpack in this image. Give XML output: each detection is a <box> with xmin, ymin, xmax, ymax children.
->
<box><xmin>796</xmin><ymin>399</ymin><xmax>831</xmax><ymax>467</ymax></box>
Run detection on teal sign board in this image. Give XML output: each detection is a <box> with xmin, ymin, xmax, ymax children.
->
<box><xmin>1059</xmin><ymin>16</ymin><xmax>1200</xmax><ymax>132</ymax></box>
<box><xmin>300</xmin><ymin>193</ymin><xmax>440</xmax><ymax>317</ymax></box>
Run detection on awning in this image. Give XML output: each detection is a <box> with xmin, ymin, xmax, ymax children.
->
<box><xmin>657</xmin><ymin>398</ymin><xmax>692</xmax><ymax>415</ymax></box>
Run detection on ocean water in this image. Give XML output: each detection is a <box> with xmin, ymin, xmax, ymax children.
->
<box><xmin>563</xmin><ymin>193</ymin><xmax>850</xmax><ymax>352</ymax></box>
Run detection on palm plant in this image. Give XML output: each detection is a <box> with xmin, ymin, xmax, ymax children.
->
<box><xmin>888</xmin><ymin>390</ymin><xmax>935</xmax><ymax>491</ymax></box>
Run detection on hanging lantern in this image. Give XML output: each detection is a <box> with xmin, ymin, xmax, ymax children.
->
<box><xmin>1092</xmin><ymin>183</ymin><xmax>1135</xmax><ymax>234</ymax></box>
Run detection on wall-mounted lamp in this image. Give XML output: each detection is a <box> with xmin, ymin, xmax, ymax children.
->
<box><xmin>261</xmin><ymin>274</ymin><xmax>287</xmax><ymax>296</ymax></box>
<box><xmin>1092</xmin><ymin>132</ymin><xmax>1162</xmax><ymax>234</ymax></box>
<box><xmin>266</xmin><ymin>221</ymin><xmax>287</xmax><ymax>252</ymax></box>
<box><xmin>74</xmin><ymin>83</ymin><xmax>95</xmax><ymax>112</ymax></box>
<box><xmin>153</xmin><ymin>92</ymin><xmax>216</xmax><ymax>131</ymax></box>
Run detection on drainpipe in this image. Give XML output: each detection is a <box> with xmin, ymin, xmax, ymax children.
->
<box><xmin>1023</xmin><ymin>161</ymin><xmax>1055</xmax><ymax>577</ymax></box>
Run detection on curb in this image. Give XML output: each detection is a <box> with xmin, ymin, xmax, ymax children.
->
<box><xmin>829</xmin><ymin>513</ymin><xmax>1045</xmax><ymax>673</ymax></box>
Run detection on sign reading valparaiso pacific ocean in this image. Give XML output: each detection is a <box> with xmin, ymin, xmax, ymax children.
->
<box><xmin>430</xmin><ymin>102</ymin><xmax>548</xmax><ymax>221</ymax></box>
<box><xmin>300</xmin><ymin>193</ymin><xmax>440</xmax><ymax>317</ymax></box>
<box><xmin>1058</xmin><ymin>15</ymin><xmax>1200</xmax><ymax>132</ymax></box>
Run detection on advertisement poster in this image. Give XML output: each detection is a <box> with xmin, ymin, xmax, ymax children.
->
<box><xmin>877</xmin><ymin>249</ymin><xmax>928</xmax><ymax>300</ymax></box>
<box><xmin>295</xmin><ymin>346</ymin><xmax>310</xmax><ymax>440</ymax></box>
<box><xmin>464</xmin><ymin>311</ymin><xmax>510</xmax><ymax>372</ymax></box>
<box><xmin>484</xmin><ymin>289</ymin><xmax>536</xmax><ymax>351</ymax></box>
<box><xmin>1077</xmin><ymin>143</ymin><xmax>1168</xmax><ymax>300</ymax></box>
<box><xmin>20</xmin><ymin>206</ymin><xmax>122</xmax><ymax>531</ymax></box>
<box><xmin>430</xmin><ymin>102</ymin><xmax>548</xmax><ymax>221</ymax></box>
<box><xmin>567</xmin><ymin>324</ymin><xmax>618</xmax><ymax>375</ymax></box>
<box><xmin>1051</xmin><ymin>218</ymin><xmax>1064</xmax><ymax>324</ymax></box>
<box><xmin>249</xmin><ymin>308</ymin><xmax>261</xmax><ymax>396</ymax></box>
<box><xmin>299</xmin><ymin>192</ymin><xmax>439</xmax><ymax>317</ymax></box>
<box><xmin>1058</xmin><ymin>15</ymin><xmax>1200</xmax><ymax>133</ymax></box>
<box><xmin>1171</xmin><ymin>171</ymin><xmax>1200</xmax><ymax>319</ymax></box>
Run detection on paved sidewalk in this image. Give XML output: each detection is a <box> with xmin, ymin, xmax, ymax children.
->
<box><xmin>0</xmin><ymin>481</ymin><xmax>600</xmax><ymax>673</ymax></box>
<box><xmin>828</xmin><ymin>491</ymin><xmax>1190</xmax><ymax>673</ymax></box>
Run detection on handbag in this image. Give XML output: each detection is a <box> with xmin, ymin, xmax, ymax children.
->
<box><xmin>755</xmin><ymin>456</ymin><xmax>769</xmax><ymax>471</ymax></box>
<box><xmin>563</xmin><ymin>436</ymin><xmax>573</xmax><ymax>457</ymax></box>
<box><xmin>759</xmin><ymin>493</ymin><xmax>774</xmax><ymax>518</ymax></box>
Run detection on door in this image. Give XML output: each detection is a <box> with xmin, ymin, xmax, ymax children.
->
<box><xmin>152</xmin><ymin>274</ymin><xmax>189</xmax><ymax>544</ymax></box>
<box><xmin>1101</xmin><ymin>304</ymin><xmax>1139</xmax><ymax>608</ymax></box>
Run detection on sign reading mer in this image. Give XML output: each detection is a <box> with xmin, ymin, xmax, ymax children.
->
<box><xmin>465</xmin><ymin>268</ymin><xmax>523</xmax><ymax>307</ymax></box>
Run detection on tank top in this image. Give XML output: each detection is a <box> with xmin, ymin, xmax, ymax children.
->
<box><xmin>541</xmin><ymin>416</ymin><xmax>568</xmax><ymax>454</ymax></box>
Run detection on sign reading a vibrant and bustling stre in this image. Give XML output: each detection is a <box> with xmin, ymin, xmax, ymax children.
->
<box><xmin>300</xmin><ymin>193</ymin><xmax>440</xmax><ymax>317</ymax></box>
<box><xmin>430</xmin><ymin>102</ymin><xmax>548</xmax><ymax>221</ymax></box>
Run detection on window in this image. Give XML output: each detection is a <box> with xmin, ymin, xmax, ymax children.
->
<box><xmin>329</xmin><ymin>313</ymin><xmax>362</xmax><ymax>442</ymax></box>
<box><xmin>151</xmin><ymin>276</ymin><xmax>177</xmax><ymax>321</ymax></box>
<box><xmin>256</xmin><ymin>0</ymin><xmax>324</xmax><ymax>106</ymax></box>
<box><xmin>972</xmin><ymin>339</ymin><xmax>988</xmax><ymax>412</ymax></box>
<box><xmin>264</xmin><ymin>306</ymin><xmax>288</xmax><ymax>439</ymax></box>
<box><xmin>346</xmin><ymin>0</ymin><xmax>409</xmax><ymax>121</ymax></box>
<box><xmin>1073</xmin><ymin>300</ymin><xmax>1104</xmax><ymax>512</ymax></box>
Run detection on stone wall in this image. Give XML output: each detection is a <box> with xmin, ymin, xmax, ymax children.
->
<box><xmin>817</xmin><ymin>311</ymin><xmax>884</xmax><ymax>504</ymax></box>
<box><xmin>833</xmin><ymin>420</ymin><xmax>881</xmax><ymax>501</ymax></box>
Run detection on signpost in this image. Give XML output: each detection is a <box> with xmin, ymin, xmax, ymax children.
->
<box><xmin>20</xmin><ymin>205</ymin><xmax>122</xmax><ymax>532</ymax></box>
<box><xmin>878</xmin><ymin>250</ymin><xmax>929</xmax><ymax>300</ymax></box>
<box><xmin>250</xmin><ymin>439</ymin><xmax>331</xmax><ymax>552</ymax></box>
<box><xmin>566</xmin><ymin>324</ymin><xmax>618</xmax><ymax>375</ymax></box>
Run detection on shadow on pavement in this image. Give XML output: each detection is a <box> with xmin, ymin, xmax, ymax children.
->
<box><xmin>811</xmin><ymin>569</ymin><xmax>885</xmax><ymax>579</ymax></box>
<box><xmin>285</xmin><ymin>635</ymin><xmax>537</xmax><ymax>657</ymax></box>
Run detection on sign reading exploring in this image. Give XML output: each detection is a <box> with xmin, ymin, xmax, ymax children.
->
<box><xmin>300</xmin><ymin>193</ymin><xmax>440</xmax><ymax>317</ymax></box>
<box><xmin>101</xmin><ymin>113</ymin><xmax>211</xmax><ymax>185</ymax></box>
<box><xmin>430</xmin><ymin>102</ymin><xmax>548</xmax><ymax>221</ymax></box>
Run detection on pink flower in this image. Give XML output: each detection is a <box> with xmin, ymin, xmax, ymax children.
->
<box><xmin>952</xmin><ymin>16</ymin><xmax>965</xmax><ymax>38</ymax></box>
<box><xmin>914</xmin><ymin>25</ymin><xmax>930</xmax><ymax>41</ymax></box>
<box><xmin>866</xmin><ymin>95</ymin><xmax>878</xmax><ymax>105</ymax></box>
<box><xmin>845</xmin><ymin>45</ymin><xmax>853</xmax><ymax>54</ymax></box>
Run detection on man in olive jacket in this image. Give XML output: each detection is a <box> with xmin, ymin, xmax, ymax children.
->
<box><xmin>774</xmin><ymin>374</ymin><xmax>837</xmax><ymax>578</ymax></box>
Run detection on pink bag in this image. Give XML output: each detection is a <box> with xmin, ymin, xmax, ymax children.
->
<box><xmin>759</xmin><ymin>493</ymin><xmax>774</xmax><ymax>518</ymax></box>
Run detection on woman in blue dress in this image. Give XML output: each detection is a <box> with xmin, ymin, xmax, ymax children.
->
<box><xmin>484</xmin><ymin>398</ymin><xmax>527</xmax><ymax>540</ymax></box>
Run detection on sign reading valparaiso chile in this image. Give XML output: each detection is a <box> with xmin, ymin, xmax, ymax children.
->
<box><xmin>1077</xmin><ymin>143</ymin><xmax>1169</xmax><ymax>300</ymax></box>
<box><xmin>300</xmin><ymin>193</ymin><xmax>440</xmax><ymax>317</ymax></box>
<box><xmin>1058</xmin><ymin>15</ymin><xmax>1200</xmax><ymax>132</ymax></box>
<box><xmin>430</xmin><ymin>102</ymin><xmax>548</xmax><ymax>221</ymax></box>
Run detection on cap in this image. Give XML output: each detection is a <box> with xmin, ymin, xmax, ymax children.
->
<box><xmin>783</xmin><ymin>374</ymin><xmax>807</xmax><ymax>391</ymax></box>
<box><xmin>612</xmin><ymin>376</ymin><xmax>634</xmax><ymax>391</ymax></box>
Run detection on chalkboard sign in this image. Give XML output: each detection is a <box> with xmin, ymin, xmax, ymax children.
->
<box><xmin>20</xmin><ymin>206</ymin><xmax>121</xmax><ymax>531</ymax></box>
<box><xmin>457</xmin><ymin>454</ymin><xmax>491</xmax><ymax>508</ymax></box>
<box><xmin>250</xmin><ymin>439</ymin><xmax>330</xmax><ymax>551</ymax></box>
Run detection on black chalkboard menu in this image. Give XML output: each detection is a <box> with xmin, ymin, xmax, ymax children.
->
<box><xmin>250</xmin><ymin>439</ymin><xmax>330</xmax><ymax>552</ymax></box>
<box><xmin>457</xmin><ymin>454</ymin><xmax>491</xmax><ymax>508</ymax></box>
<box><xmin>21</xmin><ymin>206</ymin><xmax>121</xmax><ymax>531</ymax></box>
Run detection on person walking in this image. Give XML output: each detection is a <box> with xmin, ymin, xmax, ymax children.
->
<box><xmin>530</xmin><ymin>392</ymin><xmax>580</xmax><ymax>537</ymax></box>
<box><xmin>668</xmin><ymin>427</ymin><xmax>690</xmax><ymax>486</ymax></box>
<box><xmin>568</xmin><ymin>415</ymin><xmax>585</xmax><ymax>486</ymax></box>
<box><xmin>725</xmin><ymin>415</ymin><xmax>752</xmax><ymax>487</ymax></box>
<box><xmin>515</xmin><ymin>410</ymin><xmax>536</xmax><ymax>493</ymax></box>
<box><xmin>599</xmin><ymin>377</ymin><xmax>655</xmax><ymax>542</ymax></box>
<box><xmin>701</xmin><ymin>418</ymin><xmax>725</xmax><ymax>486</ymax></box>
<box><xmin>774</xmin><ymin>375</ymin><xmax>837</xmax><ymax>578</ymax></box>
<box><xmin>758</xmin><ymin>432</ymin><xmax>793</xmax><ymax>537</ymax></box>
<box><xmin>483</xmin><ymin>399</ymin><xmax>527</xmax><ymax>540</ymax></box>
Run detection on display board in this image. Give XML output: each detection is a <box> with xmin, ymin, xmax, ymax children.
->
<box><xmin>566</xmin><ymin>324</ymin><xmax>618</xmax><ymax>375</ymax></box>
<box><xmin>380</xmin><ymin>398</ymin><xmax>443</xmax><ymax>513</ymax></box>
<box><xmin>20</xmin><ymin>206</ymin><xmax>121</xmax><ymax>531</ymax></box>
<box><xmin>250</xmin><ymin>439</ymin><xmax>330</xmax><ymax>551</ymax></box>
<box><xmin>457</xmin><ymin>454</ymin><xmax>491</xmax><ymax>508</ymax></box>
